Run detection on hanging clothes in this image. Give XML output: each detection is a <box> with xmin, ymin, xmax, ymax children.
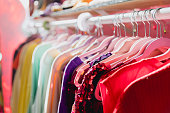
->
<box><xmin>28</xmin><ymin>42</ymin><xmax>53</xmax><ymax>113</ymax></box>
<box><xmin>12</xmin><ymin>34</ymin><xmax>40</xmax><ymax>84</ymax></box>
<box><xmin>11</xmin><ymin>38</ymin><xmax>41</xmax><ymax>113</ymax></box>
<box><xmin>11</xmin><ymin>7</ymin><xmax>170</xmax><ymax>113</ymax></box>
<box><xmin>100</xmin><ymin>58</ymin><xmax>170</xmax><ymax>113</ymax></box>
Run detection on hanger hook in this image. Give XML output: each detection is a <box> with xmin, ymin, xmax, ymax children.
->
<box><xmin>119</xmin><ymin>14</ymin><xmax>127</xmax><ymax>37</ymax></box>
<box><xmin>97</xmin><ymin>17</ymin><xmax>100</xmax><ymax>37</ymax></box>
<box><xmin>133</xmin><ymin>11</ymin><xmax>139</xmax><ymax>37</ymax></box>
<box><xmin>154</xmin><ymin>8</ymin><xmax>162</xmax><ymax>38</ymax></box>
<box><xmin>144</xmin><ymin>9</ymin><xmax>151</xmax><ymax>37</ymax></box>
<box><xmin>130</xmin><ymin>12</ymin><xmax>135</xmax><ymax>37</ymax></box>
<box><xmin>94</xmin><ymin>17</ymin><xmax>100</xmax><ymax>37</ymax></box>
<box><xmin>114</xmin><ymin>16</ymin><xmax>119</xmax><ymax>37</ymax></box>
<box><xmin>151</xmin><ymin>9</ymin><xmax>159</xmax><ymax>38</ymax></box>
<box><xmin>116</xmin><ymin>16</ymin><xmax>120</xmax><ymax>37</ymax></box>
<box><xmin>98</xmin><ymin>17</ymin><xmax>104</xmax><ymax>36</ymax></box>
<box><xmin>139</xmin><ymin>11</ymin><xmax>147</xmax><ymax>37</ymax></box>
<box><xmin>112</xmin><ymin>17</ymin><xmax>117</xmax><ymax>36</ymax></box>
<box><xmin>115</xmin><ymin>15</ymin><xmax>121</xmax><ymax>37</ymax></box>
<box><xmin>142</xmin><ymin>11</ymin><xmax>147</xmax><ymax>38</ymax></box>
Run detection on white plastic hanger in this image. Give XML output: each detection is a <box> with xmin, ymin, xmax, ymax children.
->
<box><xmin>75</xmin><ymin>18</ymin><xmax>113</xmax><ymax>87</ymax></box>
<box><xmin>79</xmin><ymin>17</ymin><xmax>114</xmax><ymax>60</ymax></box>
<box><xmin>154</xmin><ymin>48</ymin><xmax>170</xmax><ymax>61</ymax></box>
<box><xmin>109</xmin><ymin>10</ymin><xmax>155</xmax><ymax>66</ymax></box>
<box><xmin>102</xmin><ymin>17</ymin><xmax>122</xmax><ymax>53</ymax></box>
<box><xmin>100</xmin><ymin>12</ymin><xmax>141</xmax><ymax>66</ymax></box>
<box><xmin>94</xmin><ymin>12</ymin><xmax>148</xmax><ymax>100</ymax></box>
<box><xmin>112</xmin><ymin>13</ymin><xmax>140</xmax><ymax>52</ymax></box>
<box><xmin>74</xmin><ymin>17</ymin><xmax>121</xmax><ymax>88</ymax></box>
<box><xmin>95</xmin><ymin>14</ymin><xmax>128</xmax><ymax>58</ymax></box>
<box><xmin>74</xmin><ymin>14</ymin><xmax>125</xmax><ymax>87</ymax></box>
<box><xmin>125</xmin><ymin>10</ymin><xmax>155</xmax><ymax>62</ymax></box>
<box><xmin>136</xmin><ymin>8</ymin><xmax>170</xmax><ymax>61</ymax></box>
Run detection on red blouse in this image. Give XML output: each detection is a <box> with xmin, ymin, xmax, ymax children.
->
<box><xmin>113</xmin><ymin>63</ymin><xmax>170</xmax><ymax>113</ymax></box>
<box><xmin>100</xmin><ymin>58</ymin><xmax>170</xmax><ymax>113</ymax></box>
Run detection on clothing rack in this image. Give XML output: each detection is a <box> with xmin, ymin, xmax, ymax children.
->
<box><xmin>34</xmin><ymin>7</ymin><xmax>170</xmax><ymax>28</ymax></box>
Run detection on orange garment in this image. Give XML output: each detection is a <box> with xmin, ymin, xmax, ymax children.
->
<box><xmin>49</xmin><ymin>52</ymin><xmax>73</xmax><ymax>113</ymax></box>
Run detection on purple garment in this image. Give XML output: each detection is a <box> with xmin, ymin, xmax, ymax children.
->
<box><xmin>58</xmin><ymin>56</ymin><xmax>83</xmax><ymax>113</ymax></box>
<box><xmin>89</xmin><ymin>52</ymin><xmax>112</xmax><ymax>67</ymax></box>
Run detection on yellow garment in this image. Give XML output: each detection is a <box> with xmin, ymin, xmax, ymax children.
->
<box><xmin>17</xmin><ymin>39</ymin><xmax>40</xmax><ymax>113</ymax></box>
<box><xmin>11</xmin><ymin>38</ymin><xmax>40</xmax><ymax>113</ymax></box>
<box><xmin>11</xmin><ymin>42</ymin><xmax>31</xmax><ymax>113</ymax></box>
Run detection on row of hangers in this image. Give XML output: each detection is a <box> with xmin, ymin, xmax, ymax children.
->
<box><xmin>70</xmin><ymin>8</ymin><xmax>170</xmax><ymax>99</ymax></box>
<box><xmin>33</xmin><ymin>7</ymin><xmax>170</xmax><ymax>100</ymax></box>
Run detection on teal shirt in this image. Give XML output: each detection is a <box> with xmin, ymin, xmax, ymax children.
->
<box><xmin>32</xmin><ymin>47</ymin><xmax>60</xmax><ymax>113</ymax></box>
<box><xmin>28</xmin><ymin>42</ymin><xmax>52</xmax><ymax>113</ymax></box>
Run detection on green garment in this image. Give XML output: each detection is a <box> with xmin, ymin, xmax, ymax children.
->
<box><xmin>27</xmin><ymin>42</ymin><xmax>52</xmax><ymax>113</ymax></box>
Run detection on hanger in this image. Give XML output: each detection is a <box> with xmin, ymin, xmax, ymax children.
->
<box><xmin>74</xmin><ymin>21</ymin><xmax>106</xmax><ymax>53</ymax></box>
<box><xmin>102</xmin><ymin>17</ymin><xmax>122</xmax><ymax>52</ymax></box>
<box><xmin>109</xmin><ymin>14</ymin><xmax>128</xmax><ymax>51</ymax></box>
<box><xmin>93</xmin><ymin>10</ymin><xmax>156</xmax><ymax>100</ymax></box>
<box><xmin>66</xmin><ymin>24</ymin><xmax>82</xmax><ymax>44</ymax></box>
<box><xmin>97</xmin><ymin>11</ymin><xmax>140</xmax><ymax>66</ymax></box>
<box><xmin>49</xmin><ymin>34</ymin><xmax>91</xmax><ymax>54</ymax></box>
<box><xmin>79</xmin><ymin>17</ymin><xmax>114</xmax><ymax>60</ymax></box>
<box><xmin>110</xmin><ymin>12</ymin><xmax>140</xmax><ymax>55</ymax></box>
<box><xmin>136</xmin><ymin>8</ymin><xmax>170</xmax><ymax>61</ymax></box>
<box><xmin>74</xmin><ymin>18</ymin><xmax>112</xmax><ymax>87</ymax></box>
<box><xmin>75</xmin><ymin>17</ymin><xmax>120</xmax><ymax>87</ymax></box>
<box><xmin>95</xmin><ymin>14</ymin><xmax>127</xmax><ymax>58</ymax></box>
<box><xmin>92</xmin><ymin>14</ymin><xmax>131</xmax><ymax>100</ymax></box>
<box><xmin>71</xmin><ymin>23</ymin><xmax>92</xmax><ymax>48</ymax></box>
<box><xmin>73</xmin><ymin>35</ymin><xmax>88</xmax><ymax>48</ymax></box>
<box><xmin>71</xmin><ymin>25</ymin><xmax>109</xmax><ymax>55</ymax></box>
<box><xmin>74</xmin><ymin>15</ymin><xmax>121</xmax><ymax>87</ymax></box>
<box><xmin>51</xmin><ymin>26</ymin><xmax>83</xmax><ymax>51</ymax></box>
<box><xmin>57</xmin><ymin>34</ymin><xmax>81</xmax><ymax>51</ymax></box>
<box><xmin>94</xmin><ymin>11</ymin><xmax>147</xmax><ymax>100</ymax></box>
<box><xmin>91</xmin><ymin>12</ymin><xmax>133</xmax><ymax>62</ymax></box>
<box><xmin>74</xmin><ymin>16</ymin><xmax>120</xmax><ymax>88</ymax></box>
<box><xmin>154</xmin><ymin>48</ymin><xmax>170</xmax><ymax>61</ymax></box>
<box><xmin>72</xmin><ymin>35</ymin><xmax>94</xmax><ymax>52</ymax></box>
<box><xmin>109</xmin><ymin>10</ymin><xmax>164</xmax><ymax>67</ymax></box>
<box><xmin>124</xmin><ymin>10</ymin><xmax>156</xmax><ymax>62</ymax></box>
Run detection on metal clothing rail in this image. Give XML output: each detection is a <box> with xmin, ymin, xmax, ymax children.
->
<box><xmin>34</xmin><ymin>7</ymin><xmax>170</xmax><ymax>28</ymax></box>
<box><xmin>88</xmin><ymin>7</ymin><xmax>170</xmax><ymax>25</ymax></box>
